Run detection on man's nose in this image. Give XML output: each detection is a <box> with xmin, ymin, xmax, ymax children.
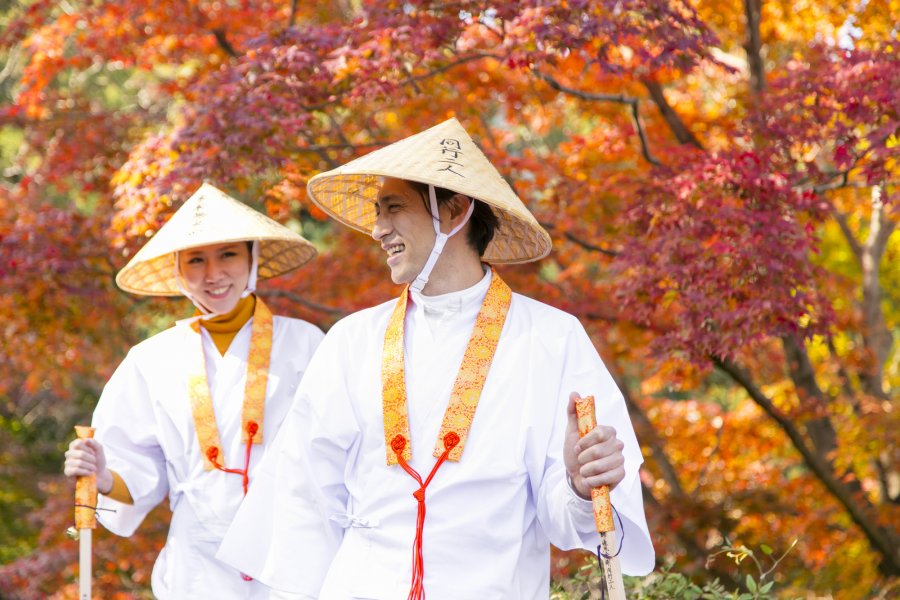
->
<box><xmin>372</xmin><ymin>214</ymin><xmax>390</xmax><ymax>241</ymax></box>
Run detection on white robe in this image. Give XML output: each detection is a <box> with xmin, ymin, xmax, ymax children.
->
<box><xmin>218</xmin><ymin>270</ymin><xmax>654</xmax><ymax>599</ymax></box>
<box><xmin>92</xmin><ymin>314</ymin><xmax>324</xmax><ymax>599</ymax></box>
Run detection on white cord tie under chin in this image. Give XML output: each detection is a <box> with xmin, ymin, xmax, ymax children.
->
<box><xmin>410</xmin><ymin>185</ymin><xmax>474</xmax><ymax>294</ymax></box>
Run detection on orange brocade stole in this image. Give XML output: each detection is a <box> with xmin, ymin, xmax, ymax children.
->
<box><xmin>381</xmin><ymin>269</ymin><xmax>512</xmax><ymax>600</ymax></box>
<box><xmin>188</xmin><ymin>297</ymin><xmax>273</xmax><ymax>495</ymax></box>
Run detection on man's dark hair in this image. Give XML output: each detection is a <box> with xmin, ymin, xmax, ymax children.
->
<box><xmin>409</xmin><ymin>181</ymin><xmax>499</xmax><ymax>257</ymax></box>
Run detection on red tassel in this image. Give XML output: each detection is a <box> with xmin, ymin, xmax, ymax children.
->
<box><xmin>391</xmin><ymin>432</ymin><xmax>460</xmax><ymax>600</ymax></box>
<box><xmin>208</xmin><ymin>421</ymin><xmax>259</xmax><ymax>582</ymax></box>
<box><xmin>207</xmin><ymin>420</ymin><xmax>258</xmax><ymax>495</ymax></box>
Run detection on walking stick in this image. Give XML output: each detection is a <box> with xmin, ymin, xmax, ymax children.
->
<box><xmin>574</xmin><ymin>396</ymin><xmax>626</xmax><ymax>600</ymax></box>
<box><xmin>73</xmin><ymin>425</ymin><xmax>97</xmax><ymax>600</ymax></box>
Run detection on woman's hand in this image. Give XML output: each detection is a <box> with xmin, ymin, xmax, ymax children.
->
<box><xmin>64</xmin><ymin>437</ymin><xmax>113</xmax><ymax>494</ymax></box>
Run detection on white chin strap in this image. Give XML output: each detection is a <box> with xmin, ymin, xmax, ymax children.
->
<box><xmin>242</xmin><ymin>240</ymin><xmax>259</xmax><ymax>298</ymax></box>
<box><xmin>174</xmin><ymin>240</ymin><xmax>259</xmax><ymax>320</ymax></box>
<box><xmin>410</xmin><ymin>185</ymin><xmax>475</xmax><ymax>294</ymax></box>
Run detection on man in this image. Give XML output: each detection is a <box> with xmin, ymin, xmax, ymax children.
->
<box><xmin>218</xmin><ymin>118</ymin><xmax>654</xmax><ymax>598</ymax></box>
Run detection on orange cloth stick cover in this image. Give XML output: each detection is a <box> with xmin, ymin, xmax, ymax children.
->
<box><xmin>573</xmin><ymin>396</ymin><xmax>614</xmax><ymax>533</ymax></box>
<box><xmin>74</xmin><ymin>426</ymin><xmax>97</xmax><ymax>530</ymax></box>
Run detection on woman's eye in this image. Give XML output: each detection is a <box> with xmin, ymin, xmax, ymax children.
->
<box><xmin>187</xmin><ymin>257</ymin><xmax>204</xmax><ymax>264</ymax></box>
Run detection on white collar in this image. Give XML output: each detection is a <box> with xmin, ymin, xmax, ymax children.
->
<box><xmin>409</xmin><ymin>266</ymin><xmax>492</xmax><ymax>320</ymax></box>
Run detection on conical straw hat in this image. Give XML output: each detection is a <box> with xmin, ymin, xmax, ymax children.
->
<box><xmin>115</xmin><ymin>183</ymin><xmax>317</xmax><ymax>296</ymax></box>
<box><xmin>306</xmin><ymin>118</ymin><xmax>551</xmax><ymax>264</ymax></box>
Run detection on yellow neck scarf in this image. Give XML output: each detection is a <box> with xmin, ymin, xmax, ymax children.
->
<box><xmin>191</xmin><ymin>295</ymin><xmax>256</xmax><ymax>356</ymax></box>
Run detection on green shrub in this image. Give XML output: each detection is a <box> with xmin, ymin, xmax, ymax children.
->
<box><xmin>551</xmin><ymin>540</ymin><xmax>797</xmax><ymax>600</ymax></box>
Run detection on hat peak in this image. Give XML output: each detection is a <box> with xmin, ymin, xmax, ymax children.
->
<box><xmin>115</xmin><ymin>183</ymin><xmax>317</xmax><ymax>296</ymax></box>
<box><xmin>307</xmin><ymin>118</ymin><xmax>552</xmax><ymax>264</ymax></box>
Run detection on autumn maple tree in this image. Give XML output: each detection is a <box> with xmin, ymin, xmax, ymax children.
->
<box><xmin>1</xmin><ymin>0</ymin><xmax>897</xmax><ymax>598</ymax></box>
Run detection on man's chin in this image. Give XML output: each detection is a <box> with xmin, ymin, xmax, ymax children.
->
<box><xmin>389</xmin><ymin>270</ymin><xmax>413</xmax><ymax>286</ymax></box>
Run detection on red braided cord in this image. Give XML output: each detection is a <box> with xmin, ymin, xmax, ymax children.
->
<box><xmin>391</xmin><ymin>432</ymin><xmax>460</xmax><ymax>600</ymax></box>
<box><xmin>206</xmin><ymin>420</ymin><xmax>259</xmax><ymax>583</ymax></box>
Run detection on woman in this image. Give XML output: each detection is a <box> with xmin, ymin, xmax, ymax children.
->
<box><xmin>63</xmin><ymin>183</ymin><xmax>322</xmax><ymax>598</ymax></box>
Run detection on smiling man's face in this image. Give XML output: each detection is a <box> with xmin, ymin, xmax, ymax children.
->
<box><xmin>371</xmin><ymin>177</ymin><xmax>439</xmax><ymax>286</ymax></box>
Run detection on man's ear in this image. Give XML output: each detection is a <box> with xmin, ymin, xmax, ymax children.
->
<box><xmin>446</xmin><ymin>194</ymin><xmax>472</xmax><ymax>222</ymax></box>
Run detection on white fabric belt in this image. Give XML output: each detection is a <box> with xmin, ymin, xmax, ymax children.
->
<box><xmin>329</xmin><ymin>513</ymin><xmax>381</xmax><ymax>529</ymax></box>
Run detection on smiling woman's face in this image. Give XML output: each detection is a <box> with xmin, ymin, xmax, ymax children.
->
<box><xmin>177</xmin><ymin>242</ymin><xmax>251</xmax><ymax>313</ymax></box>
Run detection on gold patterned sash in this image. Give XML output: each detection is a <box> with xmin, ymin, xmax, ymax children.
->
<box><xmin>381</xmin><ymin>269</ymin><xmax>512</xmax><ymax>465</ymax></box>
<box><xmin>189</xmin><ymin>297</ymin><xmax>273</xmax><ymax>470</ymax></box>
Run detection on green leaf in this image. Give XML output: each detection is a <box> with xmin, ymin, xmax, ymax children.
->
<box><xmin>746</xmin><ymin>575</ymin><xmax>757</xmax><ymax>593</ymax></box>
<box><xmin>760</xmin><ymin>544</ymin><xmax>773</xmax><ymax>555</ymax></box>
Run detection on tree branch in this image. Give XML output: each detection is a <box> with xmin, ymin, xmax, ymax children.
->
<box><xmin>476</xmin><ymin>16</ymin><xmax>505</xmax><ymax>42</ymax></box>
<box><xmin>609</xmin><ymin>353</ymin><xmax>752</xmax><ymax>586</ymax></box>
<box><xmin>534</xmin><ymin>71</ymin><xmax>661</xmax><ymax>166</ymax></box>
<box><xmin>875</xmin><ymin>458</ymin><xmax>900</xmax><ymax>506</ymax></box>
<box><xmin>212</xmin><ymin>28</ymin><xmax>239</xmax><ymax>58</ymax></box>
<box><xmin>743</xmin><ymin>0</ymin><xmax>765</xmax><ymax>93</ymax></box>
<box><xmin>475</xmin><ymin>112</ymin><xmax>501</xmax><ymax>151</ymax></box>
<box><xmin>825</xmin><ymin>336</ymin><xmax>865</xmax><ymax>414</ymax></box>
<box><xmin>289</xmin><ymin>0</ymin><xmax>299</xmax><ymax>27</ymax></box>
<box><xmin>826</xmin><ymin>198</ymin><xmax>864</xmax><ymax>262</ymax></box>
<box><xmin>402</xmin><ymin>63</ymin><xmax>423</xmax><ymax>95</ymax></box>
<box><xmin>564</xmin><ymin>231</ymin><xmax>620</xmax><ymax>257</ymax></box>
<box><xmin>713</xmin><ymin>356</ymin><xmax>900</xmax><ymax>575</ymax></box>
<box><xmin>324</xmin><ymin>113</ymin><xmax>352</xmax><ymax>148</ymax></box>
<box><xmin>604</xmin><ymin>357</ymin><xmax>687</xmax><ymax>499</ymax></box>
<box><xmin>297</xmin><ymin>130</ymin><xmax>339</xmax><ymax>169</ymax></box>
<box><xmin>641</xmin><ymin>76</ymin><xmax>704</xmax><ymax>150</ymax></box>
<box><xmin>257</xmin><ymin>289</ymin><xmax>348</xmax><ymax>317</ymax></box>
<box><xmin>781</xmin><ymin>336</ymin><xmax>839</xmax><ymax>453</ymax></box>
<box><xmin>570</xmin><ymin>232</ymin><xmax>620</xmax><ymax>257</ymax></box>
<box><xmin>860</xmin><ymin>185</ymin><xmax>895</xmax><ymax>399</ymax></box>
<box><xmin>538</xmin><ymin>220</ymin><xmax>620</xmax><ymax>256</ymax></box>
<box><xmin>594</xmin><ymin>345</ymin><xmax>746</xmax><ymax>586</ymax></box>
<box><xmin>406</xmin><ymin>52</ymin><xmax>500</xmax><ymax>84</ymax></box>
<box><xmin>534</xmin><ymin>71</ymin><xmax>638</xmax><ymax>104</ymax></box>
<box><xmin>641</xmin><ymin>487</ymin><xmax>746</xmax><ymax>589</ymax></box>
<box><xmin>812</xmin><ymin>170</ymin><xmax>850</xmax><ymax>193</ymax></box>
<box><xmin>0</xmin><ymin>43</ymin><xmax>22</xmax><ymax>92</ymax></box>
<box><xmin>629</xmin><ymin>100</ymin><xmax>661</xmax><ymax>166</ymax></box>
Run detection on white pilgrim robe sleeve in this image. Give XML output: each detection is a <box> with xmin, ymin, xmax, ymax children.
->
<box><xmin>216</xmin><ymin>328</ymin><xmax>350</xmax><ymax>596</ymax></box>
<box><xmin>91</xmin><ymin>350</ymin><xmax>169</xmax><ymax>537</ymax></box>
<box><xmin>529</xmin><ymin>317</ymin><xmax>655</xmax><ymax>576</ymax></box>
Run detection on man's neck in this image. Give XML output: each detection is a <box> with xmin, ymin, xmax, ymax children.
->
<box><xmin>419</xmin><ymin>255</ymin><xmax>485</xmax><ymax>296</ymax></box>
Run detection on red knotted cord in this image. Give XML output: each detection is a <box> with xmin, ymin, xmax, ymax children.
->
<box><xmin>206</xmin><ymin>420</ymin><xmax>259</xmax><ymax>581</ymax></box>
<box><xmin>391</xmin><ymin>431</ymin><xmax>460</xmax><ymax>600</ymax></box>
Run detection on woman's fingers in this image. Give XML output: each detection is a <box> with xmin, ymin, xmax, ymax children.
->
<box><xmin>63</xmin><ymin>440</ymin><xmax>99</xmax><ymax>477</ymax></box>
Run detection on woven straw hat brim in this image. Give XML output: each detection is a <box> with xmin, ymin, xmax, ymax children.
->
<box><xmin>307</xmin><ymin>119</ymin><xmax>551</xmax><ymax>264</ymax></box>
<box><xmin>115</xmin><ymin>183</ymin><xmax>317</xmax><ymax>296</ymax></box>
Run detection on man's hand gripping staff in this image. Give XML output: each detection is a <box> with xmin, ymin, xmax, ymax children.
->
<box><xmin>574</xmin><ymin>395</ymin><xmax>626</xmax><ymax>600</ymax></box>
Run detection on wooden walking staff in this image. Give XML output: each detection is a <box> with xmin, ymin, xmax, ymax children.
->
<box><xmin>574</xmin><ymin>396</ymin><xmax>626</xmax><ymax>600</ymax></box>
<box><xmin>73</xmin><ymin>425</ymin><xmax>97</xmax><ymax>600</ymax></box>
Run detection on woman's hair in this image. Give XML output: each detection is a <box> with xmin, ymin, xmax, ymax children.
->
<box><xmin>408</xmin><ymin>181</ymin><xmax>499</xmax><ymax>257</ymax></box>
